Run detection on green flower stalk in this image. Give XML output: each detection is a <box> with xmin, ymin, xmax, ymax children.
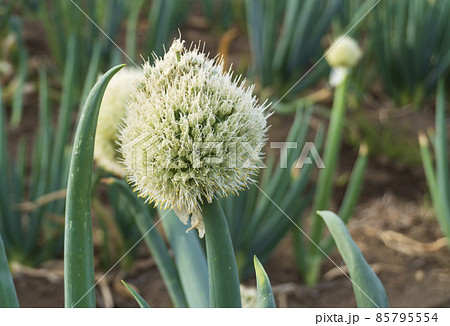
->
<box><xmin>94</xmin><ymin>67</ymin><xmax>141</xmax><ymax>177</ymax></box>
<box><xmin>301</xmin><ymin>36</ymin><xmax>365</xmax><ymax>285</ymax></box>
<box><xmin>119</xmin><ymin>38</ymin><xmax>268</xmax><ymax>237</ymax></box>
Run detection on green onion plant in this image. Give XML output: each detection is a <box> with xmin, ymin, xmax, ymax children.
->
<box><xmin>0</xmin><ymin>37</ymin><xmax>105</xmax><ymax>265</ymax></box>
<box><xmin>0</xmin><ymin>219</ymin><xmax>19</xmax><ymax>307</ymax></box>
<box><xmin>21</xmin><ymin>0</ymin><xmax>189</xmax><ymax>98</ymax></box>
<box><xmin>318</xmin><ymin>210</ymin><xmax>388</xmax><ymax>308</ymax></box>
<box><xmin>293</xmin><ymin>37</ymin><xmax>369</xmax><ymax>285</ymax></box>
<box><xmin>0</xmin><ymin>0</ymin><xmax>190</xmax><ymax>267</ymax></box>
<box><xmin>0</xmin><ymin>33</ymin><xmax>390</xmax><ymax>306</ymax></box>
<box><xmin>370</xmin><ymin>0</ymin><xmax>450</xmax><ymax>106</ymax></box>
<box><xmin>244</xmin><ymin>0</ymin><xmax>341</xmax><ymax>101</ymax></box>
<box><xmin>201</xmin><ymin>0</ymin><xmax>239</xmax><ymax>32</ymax></box>
<box><xmin>419</xmin><ymin>79</ymin><xmax>450</xmax><ymax>244</ymax></box>
<box><xmin>0</xmin><ymin>13</ymin><xmax>28</xmax><ymax>128</ymax></box>
<box><xmin>64</xmin><ymin>64</ymin><xmax>125</xmax><ymax>308</ymax></box>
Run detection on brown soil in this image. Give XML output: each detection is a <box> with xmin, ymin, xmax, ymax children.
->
<box><xmin>12</xmin><ymin>157</ymin><xmax>450</xmax><ymax>307</ymax></box>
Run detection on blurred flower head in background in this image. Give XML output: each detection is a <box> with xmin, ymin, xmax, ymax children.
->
<box><xmin>119</xmin><ymin>38</ymin><xmax>269</xmax><ymax>237</ymax></box>
<box><xmin>94</xmin><ymin>67</ymin><xmax>141</xmax><ymax>177</ymax></box>
<box><xmin>325</xmin><ymin>36</ymin><xmax>362</xmax><ymax>68</ymax></box>
<box><xmin>325</xmin><ymin>36</ymin><xmax>362</xmax><ymax>87</ymax></box>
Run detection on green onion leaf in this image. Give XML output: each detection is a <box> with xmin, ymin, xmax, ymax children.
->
<box><xmin>0</xmin><ymin>231</ymin><xmax>19</xmax><ymax>307</ymax></box>
<box><xmin>64</xmin><ymin>64</ymin><xmax>125</xmax><ymax>308</ymax></box>
<box><xmin>203</xmin><ymin>201</ymin><xmax>241</xmax><ymax>307</ymax></box>
<box><xmin>318</xmin><ymin>210</ymin><xmax>389</xmax><ymax>308</ymax></box>
<box><xmin>254</xmin><ymin>255</ymin><xmax>275</xmax><ymax>308</ymax></box>
<box><xmin>121</xmin><ymin>280</ymin><xmax>150</xmax><ymax>308</ymax></box>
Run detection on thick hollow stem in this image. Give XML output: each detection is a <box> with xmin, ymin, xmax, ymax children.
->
<box><xmin>307</xmin><ymin>76</ymin><xmax>349</xmax><ymax>283</ymax></box>
<box><xmin>202</xmin><ymin>201</ymin><xmax>241</xmax><ymax>307</ymax></box>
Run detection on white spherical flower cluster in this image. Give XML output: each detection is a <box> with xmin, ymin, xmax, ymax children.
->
<box><xmin>94</xmin><ymin>67</ymin><xmax>141</xmax><ymax>177</ymax></box>
<box><xmin>325</xmin><ymin>36</ymin><xmax>362</xmax><ymax>68</ymax></box>
<box><xmin>119</xmin><ymin>39</ymin><xmax>269</xmax><ymax>237</ymax></box>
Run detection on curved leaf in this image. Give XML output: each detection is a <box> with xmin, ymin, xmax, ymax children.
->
<box><xmin>64</xmin><ymin>64</ymin><xmax>124</xmax><ymax>308</ymax></box>
<box><xmin>318</xmin><ymin>210</ymin><xmax>389</xmax><ymax>308</ymax></box>
<box><xmin>203</xmin><ymin>201</ymin><xmax>241</xmax><ymax>307</ymax></box>
<box><xmin>121</xmin><ymin>280</ymin><xmax>150</xmax><ymax>308</ymax></box>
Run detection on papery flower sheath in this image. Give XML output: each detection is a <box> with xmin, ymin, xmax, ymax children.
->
<box><xmin>119</xmin><ymin>39</ymin><xmax>269</xmax><ymax>237</ymax></box>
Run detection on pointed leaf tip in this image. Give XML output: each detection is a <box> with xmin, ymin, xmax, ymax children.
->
<box><xmin>254</xmin><ymin>255</ymin><xmax>276</xmax><ymax>308</ymax></box>
<box><xmin>121</xmin><ymin>280</ymin><xmax>150</xmax><ymax>308</ymax></box>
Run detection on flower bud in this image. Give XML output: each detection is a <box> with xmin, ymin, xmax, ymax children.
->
<box><xmin>325</xmin><ymin>36</ymin><xmax>362</xmax><ymax>69</ymax></box>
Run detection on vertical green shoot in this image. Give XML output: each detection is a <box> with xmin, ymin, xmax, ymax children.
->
<box><xmin>306</xmin><ymin>76</ymin><xmax>349</xmax><ymax>285</ymax></box>
<box><xmin>160</xmin><ymin>208</ymin><xmax>209</xmax><ymax>307</ymax></box>
<box><xmin>318</xmin><ymin>211</ymin><xmax>389</xmax><ymax>308</ymax></box>
<box><xmin>202</xmin><ymin>201</ymin><xmax>241</xmax><ymax>307</ymax></box>
<box><xmin>0</xmin><ymin>231</ymin><xmax>19</xmax><ymax>308</ymax></box>
<box><xmin>64</xmin><ymin>64</ymin><xmax>124</xmax><ymax>308</ymax></box>
<box><xmin>434</xmin><ymin>79</ymin><xmax>450</xmax><ymax>238</ymax></box>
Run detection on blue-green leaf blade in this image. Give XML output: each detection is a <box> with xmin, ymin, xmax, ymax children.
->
<box><xmin>435</xmin><ymin>79</ymin><xmax>450</xmax><ymax>237</ymax></box>
<box><xmin>254</xmin><ymin>255</ymin><xmax>275</xmax><ymax>308</ymax></box>
<box><xmin>109</xmin><ymin>179</ymin><xmax>188</xmax><ymax>308</ymax></box>
<box><xmin>159</xmin><ymin>208</ymin><xmax>209</xmax><ymax>307</ymax></box>
<box><xmin>318</xmin><ymin>210</ymin><xmax>389</xmax><ymax>308</ymax></box>
<box><xmin>64</xmin><ymin>64</ymin><xmax>125</xmax><ymax>308</ymax></box>
<box><xmin>203</xmin><ymin>201</ymin><xmax>241</xmax><ymax>307</ymax></box>
<box><xmin>0</xmin><ymin>231</ymin><xmax>19</xmax><ymax>308</ymax></box>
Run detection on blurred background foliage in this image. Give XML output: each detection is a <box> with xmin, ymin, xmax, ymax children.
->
<box><xmin>0</xmin><ymin>0</ymin><xmax>449</xmax><ymax>292</ymax></box>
